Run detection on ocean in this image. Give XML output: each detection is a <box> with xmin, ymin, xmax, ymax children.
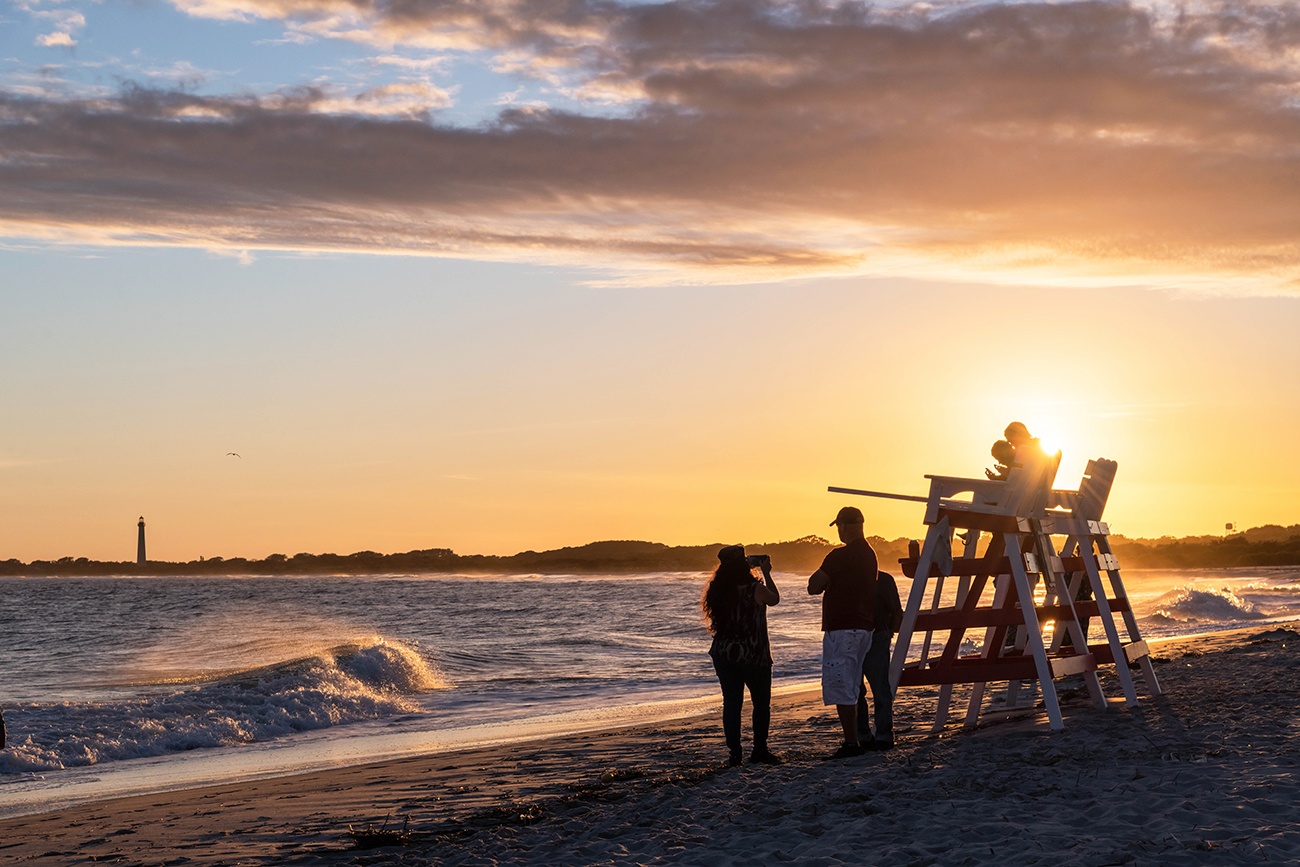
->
<box><xmin>3</xmin><ymin>566</ymin><xmax>1299</xmax><ymax>816</ymax></box>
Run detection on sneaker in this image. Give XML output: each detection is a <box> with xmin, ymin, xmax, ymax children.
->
<box><xmin>728</xmin><ymin>751</ymin><xmax>743</xmax><ymax>767</ymax></box>
<box><xmin>867</xmin><ymin>739</ymin><xmax>895</xmax><ymax>752</ymax></box>
<box><xmin>750</xmin><ymin>749</ymin><xmax>783</xmax><ymax>765</ymax></box>
<box><xmin>826</xmin><ymin>742</ymin><xmax>864</xmax><ymax>760</ymax></box>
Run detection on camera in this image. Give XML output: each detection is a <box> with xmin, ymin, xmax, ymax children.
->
<box><xmin>746</xmin><ymin>554</ymin><xmax>771</xmax><ymax>568</ymax></box>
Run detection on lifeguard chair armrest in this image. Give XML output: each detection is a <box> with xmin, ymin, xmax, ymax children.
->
<box><xmin>919</xmin><ymin>449</ymin><xmax>1060</xmax><ymax>525</ymax></box>
<box><xmin>922</xmin><ymin>474</ymin><xmax>1006</xmax><ymax>499</ymax></box>
<box><xmin>921</xmin><ymin>474</ymin><xmax>1009</xmax><ymax>524</ymax></box>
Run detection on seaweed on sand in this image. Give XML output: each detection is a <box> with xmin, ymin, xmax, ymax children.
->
<box><xmin>348</xmin><ymin>815</ymin><xmax>412</xmax><ymax>849</ymax></box>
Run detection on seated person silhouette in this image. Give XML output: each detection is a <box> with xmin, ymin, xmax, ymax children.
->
<box><xmin>1003</xmin><ymin>420</ymin><xmax>1046</xmax><ymax>465</ymax></box>
<box><xmin>985</xmin><ymin>439</ymin><xmax>1016</xmax><ymax>480</ymax></box>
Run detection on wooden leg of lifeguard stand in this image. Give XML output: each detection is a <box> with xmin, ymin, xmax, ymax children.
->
<box><xmin>1006</xmin><ymin>531</ymin><xmax>1065</xmax><ymax>731</ymax></box>
<box><xmin>959</xmin><ymin>532</ymin><xmax>1012</xmax><ymax>727</ymax></box>
<box><xmin>929</xmin><ymin>573</ymin><xmax>955</xmax><ymax>731</ymax></box>
<box><xmin>939</xmin><ymin>573</ymin><xmax>974</xmax><ymax>726</ymax></box>
<box><xmin>963</xmin><ymin>571</ymin><xmax>1011</xmax><ymax>727</ymax></box>
<box><xmin>1002</xmin><ymin>568</ymin><xmax>1032</xmax><ymax>712</ymax></box>
<box><xmin>1095</xmin><ymin>535</ymin><xmax>1162</xmax><ymax>696</ymax></box>
<box><xmin>1002</xmin><ymin>529</ymin><xmax>1046</xmax><ymax>712</ymax></box>
<box><xmin>1048</xmin><ymin>535</ymin><xmax>1092</xmax><ymax>655</ymax></box>
<box><xmin>1079</xmin><ymin>541</ymin><xmax>1140</xmax><ymax>706</ymax></box>
<box><xmin>1048</xmin><ymin>564</ymin><xmax>1084</xmax><ymax>654</ymax></box>
<box><xmin>1036</xmin><ymin>531</ymin><xmax>1107</xmax><ymax>710</ymax></box>
<box><xmin>891</xmin><ymin>517</ymin><xmax>949</xmax><ymax>693</ymax></box>
<box><xmin>935</xmin><ymin>530</ymin><xmax>981</xmax><ymax>727</ymax></box>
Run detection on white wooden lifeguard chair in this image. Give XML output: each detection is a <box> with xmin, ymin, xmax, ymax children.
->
<box><xmin>830</xmin><ymin>450</ymin><xmax>1157</xmax><ymax>732</ymax></box>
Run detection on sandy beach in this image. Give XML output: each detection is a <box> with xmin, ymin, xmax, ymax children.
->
<box><xmin>2</xmin><ymin>623</ymin><xmax>1297</xmax><ymax>866</ymax></box>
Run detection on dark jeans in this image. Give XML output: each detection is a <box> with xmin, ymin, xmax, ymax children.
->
<box><xmin>856</xmin><ymin>628</ymin><xmax>894</xmax><ymax>743</ymax></box>
<box><xmin>712</xmin><ymin>658</ymin><xmax>772</xmax><ymax>756</ymax></box>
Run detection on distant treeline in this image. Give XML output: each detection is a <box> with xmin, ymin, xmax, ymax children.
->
<box><xmin>3</xmin><ymin>525</ymin><xmax>1298</xmax><ymax>576</ymax></box>
<box><xmin>1109</xmin><ymin>524</ymin><xmax>1300</xmax><ymax>569</ymax></box>
<box><xmin>0</xmin><ymin>536</ymin><xmax>903</xmax><ymax>577</ymax></box>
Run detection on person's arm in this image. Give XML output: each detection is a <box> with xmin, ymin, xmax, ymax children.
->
<box><xmin>807</xmin><ymin>569</ymin><xmax>830</xmax><ymax>595</ymax></box>
<box><xmin>754</xmin><ymin>561</ymin><xmax>780</xmax><ymax>606</ymax></box>
<box><xmin>882</xmin><ymin>573</ymin><xmax>904</xmax><ymax>632</ymax></box>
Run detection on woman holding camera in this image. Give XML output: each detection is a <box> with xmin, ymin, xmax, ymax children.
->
<box><xmin>702</xmin><ymin>545</ymin><xmax>782</xmax><ymax>766</ymax></box>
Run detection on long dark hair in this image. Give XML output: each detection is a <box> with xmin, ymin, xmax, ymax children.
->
<box><xmin>702</xmin><ymin>557</ymin><xmax>756</xmax><ymax>636</ymax></box>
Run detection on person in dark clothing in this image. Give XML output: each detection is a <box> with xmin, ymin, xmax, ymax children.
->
<box><xmin>856</xmin><ymin>570</ymin><xmax>903</xmax><ymax>750</ymax></box>
<box><xmin>808</xmin><ymin>506</ymin><xmax>879</xmax><ymax>759</ymax></box>
<box><xmin>702</xmin><ymin>544</ymin><xmax>782</xmax><ymax>767</ymax></box>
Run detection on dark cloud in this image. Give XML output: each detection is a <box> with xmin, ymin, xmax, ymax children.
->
<box><xmin>3</xmin><ymin>1</ymin><xmax>1299</xmax><ymax>288</ymax></box>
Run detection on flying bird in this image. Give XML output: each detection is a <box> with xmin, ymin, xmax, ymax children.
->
<box><xmin>227</xmin><ymin>452</ymin><xmax>241</xmax><ymax>458</ymax></box>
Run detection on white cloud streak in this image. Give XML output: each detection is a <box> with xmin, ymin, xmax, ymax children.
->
<box><xmin>2</xmin><ymin>1</ymin><xmax>1300</xmax><ymax>291</ymax></box>
<box><xmin>36</xmin><ymin>32</ymin><xmax>75</xmax><ymax>48</ymax></box>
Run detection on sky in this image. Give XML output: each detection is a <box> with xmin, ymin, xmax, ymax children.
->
<box><xmin>2</xmin><ymin>0</ymin><xmax>1298</xmax><ymax>562</ymax></box>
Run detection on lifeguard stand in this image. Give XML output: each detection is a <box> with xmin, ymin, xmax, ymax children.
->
<box><xmin>831</xmin><ymin>452</ymin><xmax>1158</xmax><ymax>732</ymax></box>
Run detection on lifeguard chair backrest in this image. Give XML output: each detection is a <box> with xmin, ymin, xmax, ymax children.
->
<box><xmin>1002</xmin><ymin>448</ymin><xmax>1062</xmax><ymax>518</ymax></box>
<box><xmin>1075</xmin><ymin>458</ymin><xmax>1117</xmax><ymax>521</ymax></box>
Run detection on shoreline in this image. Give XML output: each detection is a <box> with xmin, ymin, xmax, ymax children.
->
<box><xmin>2</xmin><ymin>623</ymin><xmax>1298</xmax><ymax>864</ymax></box>
<box><xmin>2</xmin><ymin>686</ymin><xmax>817</xmax><ymax>821</ymax></box>
<box><xmin>0</xmin><ymin>623</ymin><xmax>1287</xmax><ymax>803</ymax></box>
<box><xmin>1</xmin><ymin>618</ymin><xmax>1283</xmax><ymax>818</ymax></box>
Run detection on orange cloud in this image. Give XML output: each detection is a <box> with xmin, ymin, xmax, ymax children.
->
<box><xmin>2</xmin><ymin>1</ymin><xmax>1300</xmax><ymax>290</ymax></box>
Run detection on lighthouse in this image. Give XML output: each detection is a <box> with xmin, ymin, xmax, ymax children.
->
<box><xmin>137</xmin><ymin>516</ymin><xmax>146</xmax><ymax>566</ymax></box>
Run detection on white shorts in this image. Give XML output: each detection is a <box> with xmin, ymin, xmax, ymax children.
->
<box><xmin>821</xmin><ymin>629</ymin><xmax>874</xmax><ymax>706</ymax></box>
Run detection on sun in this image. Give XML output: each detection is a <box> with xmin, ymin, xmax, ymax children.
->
<box><xmin>1032</xmin><ymin>421</ymin><xmax>1070</xmax><ymax>457</ymax></box>
<box><xmin>1020</xmin><ymin>417</ymin><xmax>1092</xmax><ymax>486</ymax></box>
<box><xmin>999</xmin><ymin>416</ymin><xmax>1073</xmax><ymax>457</ymax></box>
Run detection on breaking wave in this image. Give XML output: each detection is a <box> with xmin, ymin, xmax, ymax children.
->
<box><xmin>0</xmin><ymin>639</ymin><xmax>446</xmax><ymax>775</ymax></box>
<box><xmin>1144</xmin><ymin>585</ymin><xmax>1268</xmax><ymax>625</ymax></box>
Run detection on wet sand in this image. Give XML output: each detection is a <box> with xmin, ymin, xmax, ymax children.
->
<box><xmin>2</xmin><ymin>624</ymin><xmax>1297</xmax><ymax>865</ymax></box>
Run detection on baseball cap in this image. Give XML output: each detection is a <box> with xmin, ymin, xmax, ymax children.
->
<box><xmin>829</xmin><ymin>506</ymin><xmax>864</xmax><ymax>526</ymax></box>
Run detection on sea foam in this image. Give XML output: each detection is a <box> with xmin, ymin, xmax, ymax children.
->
<box><xmin>1145</xmin><ymin>585</ymin><xmax>1268</xmax><ymax>624</ymax></box>
<box><xmin>0</xmin><ymin>639</ymin><xmax>446</xmax><ymax>775</ymax></box>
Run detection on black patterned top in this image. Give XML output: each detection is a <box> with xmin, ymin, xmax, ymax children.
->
<box><xmin>708</xmin><ymin>582</ymin><xmax>773</xmax><ymax>667</ymax></box>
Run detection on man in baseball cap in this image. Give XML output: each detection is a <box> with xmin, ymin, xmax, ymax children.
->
<box><xmin>807</xmin><ymin>505</ymin><xmax>879</xmax><ymax>758</ymax></box>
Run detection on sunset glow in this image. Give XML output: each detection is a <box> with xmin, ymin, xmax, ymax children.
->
<box><xmin>2</xmin><ymin>1</ymin><xmax>1298</xmax><ymax>561</ymax></box>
